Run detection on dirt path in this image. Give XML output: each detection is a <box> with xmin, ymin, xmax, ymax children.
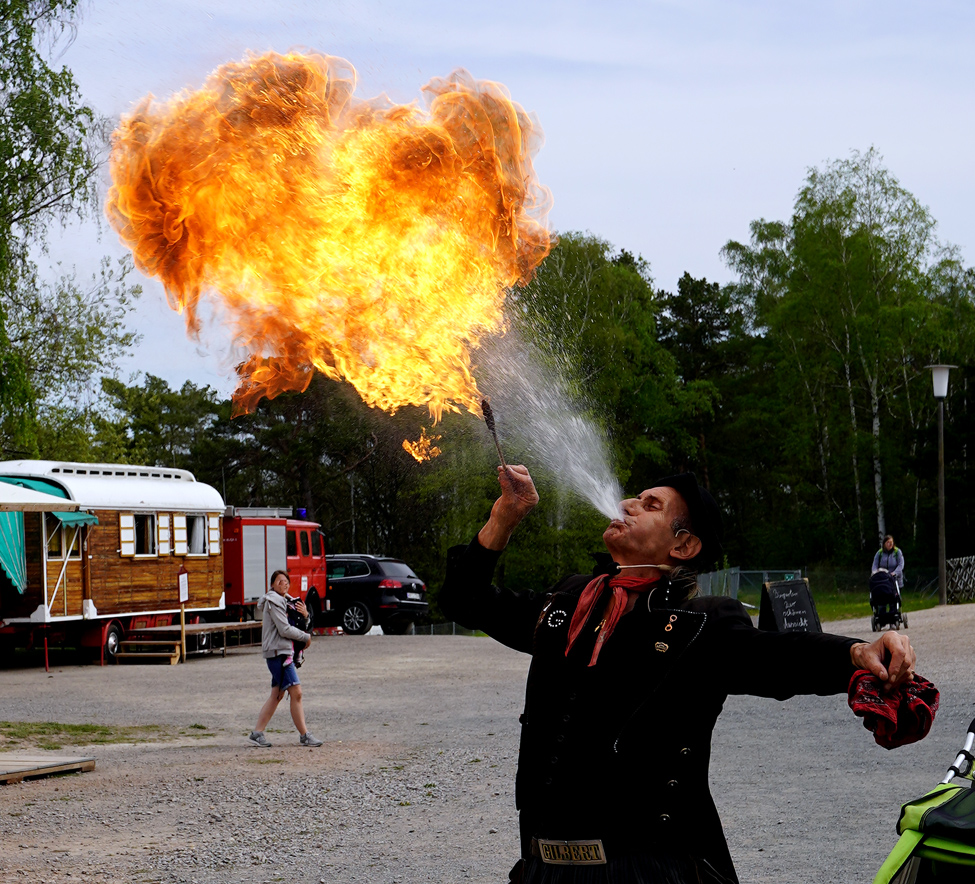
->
<box><xmin>0</xmin><ymin>604</ymin><xmax>972</xmax><ymax>883</ymax></box>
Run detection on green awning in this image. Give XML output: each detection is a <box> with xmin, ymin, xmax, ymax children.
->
<box><xmin>0</xmin><ymin>476</ymin><xmax>93</xmax><ymax>595</ymax></box>
<box><xmin>0</xmin><ymin>511</ymin><xmax>26</xmax><ymax>593</ymax></box>
<box><xmin>53</xmin><ymin>510</ymin><xmax>98</xmax><ymax>527</ymax></box>
<box><xmin>0</xmin><ymin>475</ymin><xmax>70</xmax><ymax>499</ymax></box>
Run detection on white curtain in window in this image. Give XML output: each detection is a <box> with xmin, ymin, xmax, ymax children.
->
<box><xmin>188</xmin><ymin>516</ymin><xmax>207</xmax><ymax>555</ymax></box>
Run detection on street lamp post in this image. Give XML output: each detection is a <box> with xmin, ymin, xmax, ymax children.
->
<box><xmin>927</xmin><ymin>365</ymin><xmax>956</xmax><ymax>605</ymax></box>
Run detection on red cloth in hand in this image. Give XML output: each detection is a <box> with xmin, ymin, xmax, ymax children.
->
<box><xmin>848</xmin><ymin>669</ymin><xmax>940</xmax><ymax>750</ymax></box>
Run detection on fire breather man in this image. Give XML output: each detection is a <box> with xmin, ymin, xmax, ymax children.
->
<box><xmin>440</xmin><ymin>465</ymin><xmax>919</xmax><ymax>884</ymax></box>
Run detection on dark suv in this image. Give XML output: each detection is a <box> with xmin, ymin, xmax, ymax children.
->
<box><xmin>324</xmin><ymin>554</ymin><xmax>428</xmax><ymax>635</ymax></box>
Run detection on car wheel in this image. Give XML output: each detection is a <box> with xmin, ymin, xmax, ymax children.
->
<box><xmin>104</xmin><ymin>622</ymin><xmax>124</xmax><ymax>660</ymax></box>
<box><xmin>342</xmin><ymin>601</ymin><xmax>373</xmax><ymax>635</ymax></box>
<box><xmin>381</xmin><ymin>621</ymin><xmax>415</xmax><ymax>635</ymax></box>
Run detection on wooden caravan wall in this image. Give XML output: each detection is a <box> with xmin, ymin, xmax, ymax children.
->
<box><xmin>41</xmin><ymin>515</ymin><xmax>86</xmax><ymax>618</ymax></box>
<box><xmin>0</xmin><ymin>513</ymin><xmax>45</xmax><ymax>620</ymax></box>
<box><xmin>88</xmin><ymin>511</ymin><xmax>223</xmax><ymax>616</ymax></box>
<box><xmin>44</xmin><ymin>555</ymin><xmax>85</xmax><ymax>618</ymax></box>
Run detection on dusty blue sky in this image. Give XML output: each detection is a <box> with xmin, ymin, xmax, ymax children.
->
<box><xmin>50</xmin><ymin>0</ymin><xmax>975</xmax><ymax>395</ymax></box>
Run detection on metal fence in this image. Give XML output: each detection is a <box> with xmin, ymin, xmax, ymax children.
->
<box><xmin>696</xmin><ymin>568</ymin><xmax>804</xmax><ymax>599</ymax></box>
<box><xmin>695</xmin><ymin>566</ymin><xmax>944</xmax><ymax>601</ymax></box>
<box><xmin>416</xmin><ymin>622</ymin><xmax>480</xmax><ymax>636</ymax></box>
<box><xmin>947</xmin><ymin>556</ymin><xmax>975</xmax><ymax>603</ymax></box>
<box><xmin>696</xmin><ymin>567</ymin><xmax>740</xmax><ymax>598</ymax></box>
<box><xmin>801</xmin><ymin>567</ymin><xmax>939</xmax><ymax>597</ymax></box>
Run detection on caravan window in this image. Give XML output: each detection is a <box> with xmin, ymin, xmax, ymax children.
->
<box><xmin>46</xmin><ymin>514</ymin><xmax>63</xmax><ymax>559</ymax></box>
<box><xmin>134</xmin><ymin>514</ymin><xmax>157</xmax><ymax>556</ymax></box>
<box><xmin>64</xmin><ymin>527</ymin><xmax>82</xmax><ymax>559</ymax></box>
<box><xmin>187</xmin><ymin>515</ymin><xmax>208</xmax><ymax>555</ymax></box>
<box><xmin>45</xmin><ymin>515</ymin><xmax>81</xmax><ymax>560</ymax></box>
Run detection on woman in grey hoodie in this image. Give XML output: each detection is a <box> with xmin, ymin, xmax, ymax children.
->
<box><xmin>248</xmin><ymin>570</ymin><xmax>323</xmax><ymax>748</ymax></box>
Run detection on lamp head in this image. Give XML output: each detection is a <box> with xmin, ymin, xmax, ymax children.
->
<box><xmin>926</xmin><ymin>364</ymin><xmax>957</xmax><ymax>400</ymax></box>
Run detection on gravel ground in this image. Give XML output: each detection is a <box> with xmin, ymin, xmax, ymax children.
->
<box><xmin>0</xmin><ymin>604</ymin><xmax>973</xmax><ymax>884</ymax></box>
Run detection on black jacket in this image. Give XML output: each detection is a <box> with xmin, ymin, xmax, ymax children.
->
<box><xmin>440</xmin><ymin>538</ymin><xmax>861</xmax><ymax>883</ymax></box>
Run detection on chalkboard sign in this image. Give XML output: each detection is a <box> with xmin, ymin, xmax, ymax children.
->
<box><xmin>758</xmin><ymin>578</ymin><xmax>823</xmax><ymax>633</ymax></box>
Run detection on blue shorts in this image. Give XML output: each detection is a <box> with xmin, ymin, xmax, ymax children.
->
<box><xmin>267</xmin><ymin>655</ymin><xmax>300</xmax><ymax>691</ymax></box>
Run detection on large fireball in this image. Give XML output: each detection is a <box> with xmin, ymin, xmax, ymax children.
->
<box><xmin>106</xmin><ymin>51</ymin><xmax>552</xmax><ymax>420</ymax></box>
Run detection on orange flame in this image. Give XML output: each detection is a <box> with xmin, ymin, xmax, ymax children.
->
<box><xmin>106</xmin><ymin>51</ymin><xmax>552</xmax><ymax>419</ymax></box>
<box><xmin>402</xmin><ymin>428</ymin><xmax>443</xmax><ymax>462</ymax></box>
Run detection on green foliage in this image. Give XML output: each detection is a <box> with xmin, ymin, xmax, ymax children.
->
<box><xmin>655</xmin><ymin>273</ymin><xmax>748</xmax><ymax>488</ymax></box>
<box><xmin>0</xmin><ymin>1</ymin><xmax>98</xmax><ymax>242</ymax></box>
<box><xmin>95</xmin><ymin>373</ymin><xmax>218</xmax><ymax>468</ymax></box>
<box><xmin>0</xmin><ymin>1</ymin><xmax>139</xmax><ymax>456</ymax></box>
<box><xmin>510</xmin><ymin>232</ymin><xmax>703</xmax><ymax>491</ymax></box>
<box><xmin>5</xmin><ymin>257</ymin><xmax>142</xmax><ymax>458</ymax></box>
<box><xmin>720</xmin><ymin>148</ymin><xmax>968</xmax><ymax>568</ymax></box>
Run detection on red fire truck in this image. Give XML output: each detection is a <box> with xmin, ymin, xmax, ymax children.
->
<box><xmin>222</xmin><ymin>507</ymin><xmax>329</xmax><ymax>624</ymax></box>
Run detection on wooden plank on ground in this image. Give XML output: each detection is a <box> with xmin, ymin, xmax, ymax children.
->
<box><xmin>0</xmin><ymin>755</ymin><xmax>95</xmax><ymax>785</ymax></box>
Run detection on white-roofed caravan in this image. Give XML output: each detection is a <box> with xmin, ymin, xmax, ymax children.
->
<box><xmin>0</xmin><ymin>460</ymin><xmax>225</xmax><ymax>664</ymax></box>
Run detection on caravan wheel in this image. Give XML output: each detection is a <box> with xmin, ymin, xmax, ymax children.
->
<box><xmin>104</xmin><ymin>623</ymin><xmax>124</xmax><ymax>661</ymax></box>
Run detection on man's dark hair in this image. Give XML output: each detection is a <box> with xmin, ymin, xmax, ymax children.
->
<box><xmin>653</xmin><ymin>472</ymin><xmax>722</xmax><ymax>571</ymax></box>
<box><xmin>671</xmin><ymin>513</ymin><xmax>694</xmax><ymax>537</ymax></box>
<box><xmin>669</xmin><ymin>512</ymin><xmax>699</xmax><ymax>600</ymax></box>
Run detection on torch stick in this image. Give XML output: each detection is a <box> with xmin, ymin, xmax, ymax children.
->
<box><xmin>480</xmin><ymin>398</ymin><xmax>508</xmax><ymax>470</ymax></box>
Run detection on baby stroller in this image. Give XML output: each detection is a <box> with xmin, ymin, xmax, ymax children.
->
<box><xmin>870</xmin><ymin>568</ymin><xmax>907</xmax><ymax>632</ymax></box>
<box><xmin>874</xmin><ymin>716</ymin><xmax>975</xmax><ymax>882</ymax></box>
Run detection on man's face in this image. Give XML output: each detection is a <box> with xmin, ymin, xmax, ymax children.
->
<box><xmin>603</xmin><ymin>485</ymin><xmax>691</xmax><ymax>565</ymax></box>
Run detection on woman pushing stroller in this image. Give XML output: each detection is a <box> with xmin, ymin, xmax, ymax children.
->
<box><xmin>870</xmin><ymin>534</ymin><xmax>908</xmax><ymax>631</ymax></box>
<box><xmin>873</xmin><ymin>535</ymin><xmax>906</xmax><ymax>590</ymax></box>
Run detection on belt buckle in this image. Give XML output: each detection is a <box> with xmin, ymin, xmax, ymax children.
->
<box><xmin>536</xmin><ymin>838</ymin><xmax>607</xmax><ymax>865</ymax></box>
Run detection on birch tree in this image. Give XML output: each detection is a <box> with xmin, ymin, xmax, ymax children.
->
<box><xmin>724</xmin><ymin>149</ymin><xmax>949</xmax><ymax>555</ymax></box>
<box><xmin>0</xmin><ymin>0</ymin><xmax>140</xmax><ymax>456</ymax></box>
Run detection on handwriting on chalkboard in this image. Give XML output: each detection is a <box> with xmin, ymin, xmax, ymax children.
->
<box><xmin>758</xmin><ymin>579</ymin><xmax>822</xmax><ymax>633</ymax></box>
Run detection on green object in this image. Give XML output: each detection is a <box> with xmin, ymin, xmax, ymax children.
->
<box><xmin>874</xmin><ymin>780</ymin><xmax>975</xmax><ymax>883</ymax></box>
<box><xmin>52</xmin><ymin>510</ymin><xmax>98</xmax><ymax>527</ymax></box>
<box><xmin>0</xmin><ymin>477</ymin><xmax>95</xmax><ymax>594</ymax></box>
<box><xmin>0</xmin><ymin>511</ymin><xmax>26</xmax><ymax>593</ymax></box>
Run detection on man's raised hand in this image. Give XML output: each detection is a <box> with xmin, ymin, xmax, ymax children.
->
<box><xmin>478</xmin><ymin>465</ymin><xmax>539</xmax><ymax>551</ymax></box>
<box><xmin>850</xmin><ymin>631</ymin><xmax>917</xmax><ymax>690</ymax></box>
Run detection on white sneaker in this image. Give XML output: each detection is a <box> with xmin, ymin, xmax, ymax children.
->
<box><xmin>248</xmin><ymin>731</ymin><xmax>272</xmax><ymax>748</ymax></box>
<box><xmin>300</xmin><ymin>732</ymin><xmax>323</xmax><ymax>747</ymax></box>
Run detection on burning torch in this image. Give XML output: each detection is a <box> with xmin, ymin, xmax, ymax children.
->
<box><xmin>480</xmin><ymin>398</ymin><xmax>508</xmax><ymax>471</ymax></box>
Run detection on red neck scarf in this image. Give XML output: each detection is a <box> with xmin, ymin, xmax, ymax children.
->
<box><xmin>565</xmin><ymin>573</ymin><xmax>660</xmax><ymax>667</ymax></box>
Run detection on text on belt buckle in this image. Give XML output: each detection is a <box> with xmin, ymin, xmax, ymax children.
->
<box><xmin>537</xmin><ymin>838</ymin><xmax>607</xmax><ymax>865</ymax></box>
